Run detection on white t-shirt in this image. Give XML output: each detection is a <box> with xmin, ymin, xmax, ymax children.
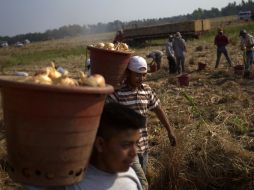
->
<box><xmin>65</xmin><ymin>165</ymin><xmax>142</xmax><ymax>190</ymax></box>
<box><xmin>85</xmin><ymin>58</ymin><xmax>91</xmax><ymax>75</ymax></box>
<box><xmin>25</xmin><ymin>165</ymin><xmax>142</xmax><ymax>190</ymax></box>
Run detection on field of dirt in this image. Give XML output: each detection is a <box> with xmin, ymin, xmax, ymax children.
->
<box><xmin>1</xmin><ymin>27</ymin><xmax>254</xmax><ymax>190</ymax></box>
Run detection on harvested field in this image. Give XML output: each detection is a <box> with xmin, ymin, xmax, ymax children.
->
<box><xmin>209</xmin><ymin>15</ymin><xmax>239</xmax><ymax>28</ymax></box>
<box><xmin>1</xmin><ymin>28</ymin><xmax>254</xmax><ymax>190</ymax></box>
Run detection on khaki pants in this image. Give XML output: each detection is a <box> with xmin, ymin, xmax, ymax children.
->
<box><xmin>132</xmin><ymin>154</ymin><xmax>149</xmax><ymax>190</ymax></box>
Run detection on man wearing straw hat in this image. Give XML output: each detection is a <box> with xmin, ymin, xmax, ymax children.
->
<box><xmin>239</xmin><ymin>29</ymin><xmax>254</xmax><ymax>76</ymax></box>
<box><xmin>25</xmin><ymin>103</ymin><xmax>145</xmax><ymax>190</ymax></box>
<box><xmin>107</xmin><ymin>56</ymin><xmax>177</xmax><ymax>190</ymax></box>
<box><xmin>172</xmin><ymin>32</ymin><xmax>187</xmax><ymax>74</ymax></box>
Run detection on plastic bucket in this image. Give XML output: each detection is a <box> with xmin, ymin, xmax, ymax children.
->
<box><xmin>0</xmin><ymin>77</ymin><xmax>113</xmax><ymax>186</ymax></box>
<box><xmin>88</xmin><ymin>46</ymin><xmax>133</xmax><ymax>89</ymax></box>
<box><xmin>177</xmin><ymin>73</ymin><xmax>189</xmax><ymax>86</ymax></box>
<box><xmin>198</xmin><ymin>62</ymin><xmax>207</xmax><ymax>71</ymax></box>
<box><xmin>234</xmin><ymin>65</ymin><xmax>244</xmax><ymax>76</ymax></box>
<box><xmin>150</xmin><ymin>63</ymin><xmax>157</xmax><ymax>73</ymax></box>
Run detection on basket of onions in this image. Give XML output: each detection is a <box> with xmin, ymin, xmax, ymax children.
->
<box><xmin>87</xmin><ymin>42</ymin><xmax>134</xmax><ymax>89</ymax></box>
<box><xmin>0</xmin><ymin>63</ymin><xmax>113</xmax><ymax>186</ymax></box>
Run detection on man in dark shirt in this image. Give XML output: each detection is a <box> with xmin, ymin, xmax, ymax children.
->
<box><xmin>113</xmin><ymin>30</ymin><xmax>124</xmax><ymax>44</ymax></box>
<box><xmin>214</xmin><ymin>28</ymin><xmax>232</xmax><ymax>68</ymax></box>
<box><xmin>146</xmin><ymin>50</ymin><xmax>163</xmax><ymax>71</ymax></box>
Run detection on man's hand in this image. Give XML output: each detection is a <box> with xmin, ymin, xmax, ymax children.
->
<box><xmin>168</xmin><ymin>132</ymin><xmax>177</xmax><ymax>146</ymax></box>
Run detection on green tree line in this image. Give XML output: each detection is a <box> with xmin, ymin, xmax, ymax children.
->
<box><xmin>1</xmin><ymin>0</ymin><xmax>254</xmax><ymax>44</ymax></box>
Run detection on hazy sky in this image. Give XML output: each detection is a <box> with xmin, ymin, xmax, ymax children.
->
<box><xmin>0</xmin><ymin>0</ymin><xmax>242</xmax><ymax>36</ymax></box>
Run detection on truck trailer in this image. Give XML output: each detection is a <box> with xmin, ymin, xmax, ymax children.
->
<box><xmin>117</xmin><ymin>19</ymin><xmax>211</xmax><ymax>45</ymax></box>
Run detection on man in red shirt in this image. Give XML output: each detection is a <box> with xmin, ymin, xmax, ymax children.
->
<box><xmin>214</xmin><ymin>28</ymin><xmax>232</xmax><ymax>68</ymax></box>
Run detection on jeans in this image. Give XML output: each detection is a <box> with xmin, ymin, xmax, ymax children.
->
<box><xmin>176</xmin><ymin>56</ymin><xmax>185</xmax><ymax>74</ymax></box>
<box><xmin>132</xmin><ymin>152</ymin><xmax>149</xmax><ymax>190</ymax></box>
<box><xmin>245</xmin><ymin>50</ymin><xmax>253</xmax><ymax>71</ymax></box>
<box><xmin>215</xmin><ymin>46</ymin><xmax>232</xmax><ymax>68</ymax></box>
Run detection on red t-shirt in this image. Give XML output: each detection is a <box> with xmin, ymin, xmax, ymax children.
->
<box><xmin>214</xmin><ymin>34</ymin><xmax>229</xmax><ymax>47</ymax></box>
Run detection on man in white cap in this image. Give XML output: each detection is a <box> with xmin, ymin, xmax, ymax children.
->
<box><xmin>107</xmin><ymin>56</ymin><xmax>177</xmax><ymax>190</ymax></box>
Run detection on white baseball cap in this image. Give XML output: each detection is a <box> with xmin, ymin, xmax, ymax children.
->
<box><xmin>128</xmin><ymin>56</ymin><xmax>147</xmax><ymax>74</ymax></box>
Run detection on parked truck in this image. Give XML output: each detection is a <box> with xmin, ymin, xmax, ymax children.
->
<box><xmin>115</xmin><ymin>19</ymin><xmax>211</xmax><ymax>45</ymax></box>
<box><xmin>238</xmin><ymin>11</ymin><xmax>252</xmax><ymax>21</ymax></box>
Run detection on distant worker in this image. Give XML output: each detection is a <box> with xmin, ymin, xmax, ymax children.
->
<box><xmin>165</xmin><ymin>35</ymin><xmax>176</xmax><ymax>74</ymax></box>
<box><xmin>239</xmin><ymin>29</ymin><xmax>254</xmax><ymax>73</ymax></box>
<box><xmin>146</xmin><ymin>50</ymin><xmax>163</xmax><ymax>72</ymax></box>
<box><xmin>214</xmin><ymin>28</ymin><xmax>232</xmax><ymax>68</ymax></box>
<box><xmin>85</xmin><ymin>58</ymin><xmax>91</xmax><ymax>75</ymax></box>
<box><xmin>172</xmin><ymin>32</ymin><xmax>187</xmax><ymax>74</ymax></box>
<box><xmin>113</xmin><ymin>30</ymin><xmax>124</xmax><ymax>44</ymax></box>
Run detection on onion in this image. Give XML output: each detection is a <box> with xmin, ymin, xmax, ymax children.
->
<box><xmin>82</xmin><ymin>76</ymin><xmax>98</xmax><ymax>87</ymax></box>
<box><xmin>95</xmin><ymin>42</ymin><xmax>105</xmax><ymax>48</ymax></box>
<box><xmin>33</xmin><ymin>74</ymin><xmax>52</xmax><ymax>85</ymax></box>
<box><xmin>78</xmin><ymin>72</ymin><xmax>105</xmax><ymax>87</ymax></box>
<box><xmin>104</xmin><ymin>42</ymin><xmax>115</xmax><ymax>50</ymax></box>
<box><xmin>56</xmin><ymin>77</ymin><xmax>78</xmax><ymax>86</ymax></box>
<box><xmin>93</xmin><ymin>74</ymin><xmax>106</xmax><ymax>87</ymax></box>
<box><xmin>121</xmin><ymin>43</ymin><xmax>129</xmax><ymax>50</ymax></box>
<box><xmin>47</xmin><ymin>62</ymin><xmax>62</xmax><ymax>79</ymax></box>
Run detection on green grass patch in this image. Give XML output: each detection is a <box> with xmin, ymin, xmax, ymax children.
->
<box><xmin>226</xmin><ymin>116</ymin><xmax>248</xmax><ymax>135</ymax></box>
<box><xmin>201</xmin><ymin>22</ymin><xmax>254</xmax><ymax>42</ymax></box>
<box><xmin>2</xmin><ymin>46</ymin><xmax>87</xmax><ymax>68</ymax></box>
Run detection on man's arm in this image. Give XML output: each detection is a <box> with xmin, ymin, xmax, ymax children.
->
<box><xmin>152</xmin><ymin>106</ymin><xmax>176</xmax><ymax>146</ymax></box>
<box><xmin>182</xmin><ymin>39</ymin><xmax>187</xmax><ymax>52</ymax></box>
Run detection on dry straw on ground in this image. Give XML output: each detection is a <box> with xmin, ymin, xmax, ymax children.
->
<box><xmin>1</xmin><ymin>30</ymin><xmax>254</xmax><ymax>189</ymax></box>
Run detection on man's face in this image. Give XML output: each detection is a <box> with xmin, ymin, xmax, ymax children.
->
<box><xmin>128</xmin><ymin>70</ymin><xmax>147</xmax><ymax>88</ymax></box>
<box><xmin>96</xmin><ymin>129</ymin><xmax>140</xmax><ymax>173</ymax></box>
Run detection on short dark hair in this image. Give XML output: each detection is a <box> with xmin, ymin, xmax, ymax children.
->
<box><xmin>97</xmin><ymin>103</ymin><xmax>146</xmax><ymax>139</ymax></box>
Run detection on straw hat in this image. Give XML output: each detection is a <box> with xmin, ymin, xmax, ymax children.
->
<box><xmin>175</xmin><ymin>32</ymin><xmax>182</xmax><ymax>38</ymax></box>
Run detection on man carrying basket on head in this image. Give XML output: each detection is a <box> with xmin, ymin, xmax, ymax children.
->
<box><xmin>107</xmin><ymin>56</ymin><xmax>177</xmax><ymax>190</ymax></box>
<box><xmin>25</xmin><ymin>103</ymin><xmax>146</xmax><ymax>190</ymax></box>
